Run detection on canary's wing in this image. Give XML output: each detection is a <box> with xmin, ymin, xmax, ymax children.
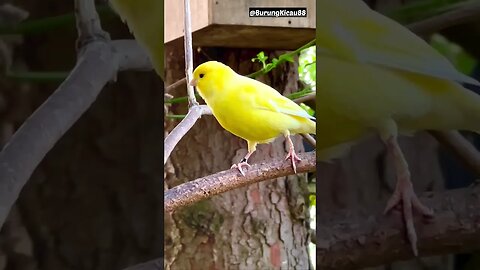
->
<box><xmin>317</xmin><ymin>0</ymin><xmax>480</xmax><ymax>86</ymax></box>
<box><xmin>241</xmin><ymin>76</ymin><xmax>315</xmax><ymax>121</ymax></box>
<box><xmin>109</xmin><ymin>0</ymin><xmax>164</xmax><ymax>78</ymax></box>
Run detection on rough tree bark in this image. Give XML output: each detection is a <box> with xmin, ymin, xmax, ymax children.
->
<box><xmin>164</xmin><ymin>44</ymin><xmax>312</xmax><ymax>269</ymax></box>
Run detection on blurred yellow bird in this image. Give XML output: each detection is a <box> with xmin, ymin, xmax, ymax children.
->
<box><xmin>190</xmin><ymin>61</ymin><xmax>316</xmax><ymax>175</ymax></box>
<box><xmin>109</xmin><ymin>0</ymin><xmax>164</xmax><ymax>78</ymax></box>
<box><xmin>317</xmin><ymin>0</ymin><xmax>480</xmax><ymax>256</ymax></box>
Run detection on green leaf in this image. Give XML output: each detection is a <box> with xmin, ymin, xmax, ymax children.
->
<box><xmin>300</xmin><ymin>103</ymin><xmax>315</xmax><ymax>116</ymax></box>
<box><xmin>309</xmin><ymin>194</ymin><xmax>316</xmax><ymax>207</ymax></box>
<box><xmin>166</xmin><ymin>114</ymin><xmax>187</xmax><ymax>119</ymax></box>
<box><xmin>251</xmin><ymin>51</ymin><xmax>269</xmax><ymax>69</ymax></box>
<box><xmin>279</xmin><ymin>54</ymin><xmax>295</xmax><ymax>63</ymax></box>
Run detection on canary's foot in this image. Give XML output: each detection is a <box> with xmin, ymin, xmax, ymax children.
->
<box><xmin>384</xmin><ymin>177</ymin><xmax>434</xmax><ymax>256</ymax></box>
<box><xmin>285</xmin><ymin>149</ymin><xmax>301</xmax><ymax>173</ymax></box>
<box><xmin>231</xmin><ymin>161</ymin><xmax>251</xmax><ymax>176</ymax></box>
<box><xmin>384</xmin><ymin>135</ymin><xmax>434</xmax><ymax>256</ymax></box>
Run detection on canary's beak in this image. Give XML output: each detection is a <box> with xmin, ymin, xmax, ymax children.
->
<box><xmin>189</xmin><ymin>78</ymin><xmax>197</xmax><ymax>87</ymax></box>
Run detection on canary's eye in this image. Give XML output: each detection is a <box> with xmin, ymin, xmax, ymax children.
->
<box><xmin>199</xmin><ymin>73</ymin><xmax>205</xmax><ymax>78</ymax></box>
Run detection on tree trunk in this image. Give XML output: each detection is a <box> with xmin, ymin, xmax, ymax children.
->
<box><xmin>164</xmin><ymin>45</ymin><xmax>311</xmax><ymax>269</ymax></box>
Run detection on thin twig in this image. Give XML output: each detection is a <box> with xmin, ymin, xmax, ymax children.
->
<box><xmin>407</xmin><ymin>0</ymin><xmax>480</xmax><ymax>36</ymax></box>
<box><xmin>293</xmin><ymin>92</ymin><xmax>316</xmax><ymax>104</ymax></box>
<box><xmin>183</xmin><ymin>0</ymin><xmax>197</xmax><ymax>107</ymax></box>
<box><xmin>302</xmin><ymin>134</ymin><xmax>316</xmax><ymax>148</ymax></box>
<box><xmin>430</xmin><ymin>130</ymin><xmax>480</xmax><ymax>177</ymax></box>
<box><xmin>74</xmin><ymin>0</ymin><xmax>108</xmax><ymax>52</ymax></box>
<box><xmin>165</xmin><ymin>152</ymin><xmax>315</xmax><ymax>212</ymax></box>
<box><xmin>165</xmin><ymin>77</ymin><xmax>186</xmax><ymax>92</ymax></box>
<box><xmin>163</xmin><ymin>105</ymin><xmax>211</xmax><ymax>165</ymax></box>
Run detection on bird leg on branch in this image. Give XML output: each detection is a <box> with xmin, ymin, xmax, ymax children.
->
<box><xmin>285</xmin><ymin>134</ymin><xmax>302</xmax><ymax>173</ymax></box>
<box><xmin>383</xmin><ymin>136</ymin><xmax>434</xmax><ymax>256</ymax></box>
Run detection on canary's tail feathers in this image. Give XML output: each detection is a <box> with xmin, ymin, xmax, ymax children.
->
<box><xmin>453</xmin><ymin>86</ymin><xmax>480</xmax><ymax>133</ymax></box>
<box><xmin>306</xmin><ymin>119</ymin><xmax>316</xmax><ymax>135</ymax></box>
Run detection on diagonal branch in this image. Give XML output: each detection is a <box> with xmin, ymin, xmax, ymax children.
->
<box><xmin>430</xmin><ymin>130</ymin><xmax>480</xmax><ymax>177</ymax></box>
<box><xmin>0</xmin><ymin>1</ymin><xmax>153</xmax><ymax>228</ymax></box>
<box><xmin>407</xmin><ymin>0</ymin><xmax>480</xmax><ymax>36</ymax></box>
<box><xmin>163</xmin><ymin>105</ymin><xmax>211</xmax><ymax>164</ymax></box>
<box><xmin>122</xmin><ymin>258</ymin><xmax>163</xmax><ymax>270</ymax></box>
<box><xmin>165</xmin><ymin>152</ymin><xmax>316</xmax><ymax>212</ymax></box>
<box><xmin>317</xmin><ymin>185</ymin><xmax>480</xmax><ymax>269</ymax></box>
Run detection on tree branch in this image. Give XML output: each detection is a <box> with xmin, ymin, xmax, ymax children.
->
<box><xmin>406</xmin><ymin>1</ymin><xmax>480</xmax><ymax>36</ymax></box>
<box><xmin>163</xmin><ymin>105</ymin><xmax>211</xmax><ymax>165</ymax></box>
<box><xmin>302</xmin><ymin>134</ymin><xmax>316</xmax><ymax>148</ymax></box>
<box><xmin>122</xmin><ymin>258</ymin><xmax>163</xmax><ymax>270</ymax></box>
<box><xmin>165</xmin><ymin>77</ymin><xmax>186</xmax><ymax>92</ymax></box>
<box><xmin>0</xmin><ymin>1</ymin><xmax>152</xmax><ymax>228</ymax></box>
<box><xmin>430</xmin><ymin>130</ymin><xmax>480</xmax><ymax>177</ymax></box>
<box><xmin>317</xmin><ymin>185</ymin><xmax>480</xmax><ymax>269</ymax></box>
<box><xmin>183</xmin><ymin>0</ymin><xmax>197</xmax><ymax>107</ymax></box>
<box><xmin>165</xmin><ymin>152</ymin><xmax>316</xmax><ymax>212</ymax></box>
<box><xmin>293</xmin><ymin>92</ymin><xmax>315</xmax><ymax>103</ymax></box>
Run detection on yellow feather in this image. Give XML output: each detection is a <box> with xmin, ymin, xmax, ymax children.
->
<box><xmin>192</xmin><ymin>61</ymin><xmax>315</xmax><ymax>146</ymax></box>
<box><xmin>317</xmin><ymin>0</ymin><xmax>480</xmax><ymax>85</ymax></box>
<box><xmin>318</xmin><ymin>55</ymin><xmax>480</xmax><ymax>159</ymax></box>
<box><xmin>317</xmin><ymin>0</ymin><xmax>480</xmax><ymax>161</ymax></box>
<box><xmin>109</xmin><ymin>0</ymin><xmax>164</xmax><ymax>78</ymax></box>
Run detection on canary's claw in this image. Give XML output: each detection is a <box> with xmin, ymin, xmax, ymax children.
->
<box><xmin>285</xmin><ymin>149</ymin><xmax>301</xmax><ymax>173</ymax></box>
<box><xmin>384</xmin><ymin>136</ymin><xmax>434</xmax><ymax>256</ymax></box>
<box><xmin>231</xmin><ymin>161</ymin><xmax>251</xmax><ymax>176</ymax></box>
<box><xmin>384</xmin><ymin>175</ymin><xmax>434</xmax><ymax>256</ymax></box>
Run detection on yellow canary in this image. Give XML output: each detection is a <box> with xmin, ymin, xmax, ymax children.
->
<box><xmin>109</xmin><ymin>0</ymin><xmax>164</xmax><ymax>78</ymax></box>
<box><xmin>190</xmin><ymin>61</ymin><xmax>316</xmax><ymax>175</ymax></box>
<box><xmin>317</xmin><ymin>0</ymin><xmax>480</xmax><ymax>256</ymax></box>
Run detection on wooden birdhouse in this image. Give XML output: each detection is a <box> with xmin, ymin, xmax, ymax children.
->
<box><xmin>165</xmin><ymin>0</ymin><xmax>315</xmax><ymax>50</ymax></box>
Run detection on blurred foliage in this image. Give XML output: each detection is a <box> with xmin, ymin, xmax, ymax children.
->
<box><xmin>0</xmin><ymin>5</ymin><xmax>115</xmax><ymax>35</ymax></box>
<box><xmin>300</xmin><ymin>103</ymin><xmax>315</xmax><ymax>117</ymax></box>
<box><xmin>384</xmin><ymin>0</ymin><xmax>479</xmax><ymax>77</ymax></box>
<box><xmin>387</xmin><ymin>0</ymin><xmax>473</xmax><ymax>24</ymax></box>
<box><xmin>249</xmin><ymin>39</ymin><xmax>315</xmax><ymax>79</ymax></box>
<box><xmin>299</xmin><ymin>46</ymin><xmax>316</xmax><ymax>91</ymax></box>
<box><xmin>430</xmin><ymin>33</ymin><xmax>478</xmax><ymax>75</ymax></box>
<box><xmin>0</xmin><ymin>4</ymin><xmax>116</xmax><ymax>83</ymax></box>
